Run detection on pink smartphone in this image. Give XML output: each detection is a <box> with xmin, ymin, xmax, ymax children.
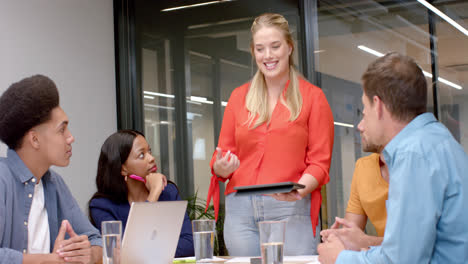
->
<box><xmin>128</xmin><ymin>174</ymin><xmax>146</xmax><ymax>183</ymax></box>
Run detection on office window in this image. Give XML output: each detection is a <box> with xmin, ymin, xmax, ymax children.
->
<box><xmin>116</xmin><ymin>0</ymin><xmax>466</xmax><ymax>234</ymax></box>
<box><xmin>316</xmin><ymin>0</ymin><xmax>434</xmax><ymax>232</ymax></box>
<box><xmin>433</xmin><ymin>1</ymin><xmax>468</xmax><ymax>148</ymax></box>
<box><xmin>133</xmin><ymin>0</ymin><xmax>302</xmax><ymax>200</ymax></box>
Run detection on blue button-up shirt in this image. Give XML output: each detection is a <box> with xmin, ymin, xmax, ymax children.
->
<box><xmin>337</xmin><ymin>113</ymin><xmax>468</xmax><ymax>263</ymax></box>
<box><xmin>0</xmin><ymin>149</ymin><xmax>102</xmax><ymax>264</ymax></box>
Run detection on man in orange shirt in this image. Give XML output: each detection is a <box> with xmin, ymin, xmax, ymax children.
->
<box><xmin>321</xmin><ymin>153</ymin><xmax>388</xmax><ymax>250</ymax></box>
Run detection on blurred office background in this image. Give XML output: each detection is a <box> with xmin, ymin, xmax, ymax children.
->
<box><xmin>1</xmin><ymin>0</ymin><xmax>467</xmax><ymax>234</ymax></box>
<box><xmin>116</xmin><ymin>0</ymin><xmax>467</xmax><ymax>232</ymax></box>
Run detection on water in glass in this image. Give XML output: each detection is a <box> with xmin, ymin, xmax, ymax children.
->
<box><xmin>194</xmin><ymin>231</ymin><xmax>214</xmax><ymax>260</ymax></box>
<box><xmin>261</xmin><ymin>242</ymin><xmax>284</xmax><ymax>264</ymax></box>
<box><xmin>103</xmin><ymin>234</ymin><xmax>120</xmax><ymax>264</ymax></box>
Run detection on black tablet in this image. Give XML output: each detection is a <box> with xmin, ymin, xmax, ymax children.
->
<box><xmin>234</xmin><ymin>181</ymin><xmax>305</xmax><ymax>196</ymax></box>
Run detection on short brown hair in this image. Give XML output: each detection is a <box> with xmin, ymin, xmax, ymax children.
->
<box><xmin>362</xmin><ymin>52</ymin><xmax>427</xmax><ymax>122</ymax></box>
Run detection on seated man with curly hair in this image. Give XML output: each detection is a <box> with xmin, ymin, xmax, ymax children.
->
<box><xmin>0</xmin><ymin>75</ymin><xmax>102</xmax><ymax>264</ymax></box>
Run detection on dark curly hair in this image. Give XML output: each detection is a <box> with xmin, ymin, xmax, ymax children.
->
<box><xmin>0</xmin><ymin>75</ymin><xmax>59</xmax><ymax>150</ymax></box>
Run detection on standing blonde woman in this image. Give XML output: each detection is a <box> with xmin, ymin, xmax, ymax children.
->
<box><xmin>206</xmin><ymin>13</ymin><xmax>334</xmax><ymax>256</ymax></box>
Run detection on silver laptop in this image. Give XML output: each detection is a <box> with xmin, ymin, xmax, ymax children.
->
<box><xmin>121</xmin><ymin>200</ymin><xmax>188</xmax><ymax>264</ymax></box>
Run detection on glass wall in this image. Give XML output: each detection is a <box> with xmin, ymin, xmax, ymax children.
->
<box><xmin>133</xmin><ymin>0</ymin><xmax>302</xmax><ymax>200</ymax></box>
<box><xmin>141</xmin><ymin>39</ymin><xmax>177</xmax><ymax>182</ymax></box>
<box><xmin>434</xmin><ymin>0</ymin><xmax>468</xmax><ymax>149</ymax></box>
<box><xmin>316</xmin><ymin>0</ymin><xmax>468</xmax><ymax>233</ymax></box>
<box><xmin>116</xmin><ymin>0</ymin><xmax>468</xmax><ymax>234</ymax></box>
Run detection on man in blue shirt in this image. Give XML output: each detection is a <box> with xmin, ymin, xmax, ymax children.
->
<box><xmin>0</xmin><ymin>75</ymin><xmax>102</xmax><ymax>264</ymax></box>
<box><xmin>318</xmin><ymin>52</ymin><xmax>468</xmax><ymax>263</ymax></box>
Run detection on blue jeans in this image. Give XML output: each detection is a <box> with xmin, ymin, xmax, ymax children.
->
<box><xmin>224</xmin><ymin>193</ymin><xmax>320</xmax><ymax>256</ymax></box>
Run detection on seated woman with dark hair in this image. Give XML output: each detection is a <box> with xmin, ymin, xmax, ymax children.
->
<box><xmin>88</xmin><ymin>130</ymin><xmax>194</xmax><ymax>257</ymax></box>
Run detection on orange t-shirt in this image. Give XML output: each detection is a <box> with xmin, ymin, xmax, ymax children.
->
<box><xmin>206</xmin><ymin>78</ymin><xmax>334</xmax><ymax>235</ymax></box>
<box><xmin>346</xmin><ymin>153</ymin><xmax>388</xmax><ymax>237</ymax></box>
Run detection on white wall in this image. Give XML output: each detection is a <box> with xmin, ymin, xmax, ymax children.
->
<box><xmin>0</xmin><ymin>0</ymin><xmax>117</xmax><ymax>212</ymax></box>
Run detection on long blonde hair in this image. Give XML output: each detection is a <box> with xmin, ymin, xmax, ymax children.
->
<box><xmin>245</xmin><ymin>13</ymin><xmax>302</xmax><ymax>129</ymax></box>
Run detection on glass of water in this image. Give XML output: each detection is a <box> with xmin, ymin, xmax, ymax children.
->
<box><xmin>192</xmin><ymin>219</ymin><xmax>216</xmax><ymax>261</ymax></box>
<box><xmin>102</xmin><ymin>220</ymin><xmax>122</xmax><ymax>264</ymax></box>
<box><xmin>259</xmin><ymin>220</ymin><xmax>286</xmax><ymax>264</ymax></box>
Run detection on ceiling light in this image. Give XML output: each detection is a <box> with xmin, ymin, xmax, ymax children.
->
<box><xmin>358</xmin><ymin>45</ymin><xmax>385</xmax><ymax>57</ymax></box>
<box><xmin>162</xmin><ymin>0</ymin><xmax>233</xmax><ymax>12</ymax></box>
<box><xmin>144</xmin><ymin>95</ymin><xmax>155</xmax><ymax>99</ymax></box>
<box><xmin>144</xmin><ymin>104</ymin><xmax>175</xmax><ymax>110</ymax></box>
<box><xmin>419</xmin><ymin>71</ymin><xmax>461</xmax><ymax>90</ymax></box>
<box><xmin>190</xmin><ymin>96</ymin><xmax>214</xmax><ymax>104</ymax></box>
<box><xmin>417</xmin><ymin>0</ymin><xmax>468</xmax><ymax>37</ymax></box>
<box><xmin>334</xmin><ymin>122</ymin><xmax>354</xmax><ymax>128</ymax></box>
<box><xmin>358</xmin><ymin>45</ymin><xmax>462</xmax><ymax>90</ymax></box>
<box><xmin>187</xmin><ymin>100</ymin><xmax>202</xmax><ymax>105</ymax></box>
<box><xmin>423</xmin><ymin>71</ymin><xmax>433</xmax><ymax>78</ymax></box>
<box><xmin>144</xmin><ymin>91</ymin><xmax>175</xmax><ymax>98</ymax></box>
<box><xmin>438</xmin><ymin>77</ymin><xmax>462</xmax><ymax>90</ymax></box>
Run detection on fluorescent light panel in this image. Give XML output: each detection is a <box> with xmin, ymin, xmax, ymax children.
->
<box><xmin>438</xmin><ymin>77</ymin><xmax>462</xmax><ymax>90</ymax></box>
<box><xmin>334</xmin><ymin>122</ymin><xmax>354</xmax><ymax>128</ymax></box>
<box><xmin>358</xmin><ymin>45</ymin><xmax>462</xmax><ymax>90</ymax></box>
<box><xmin>143</xmin><ymin>91</ymin><xmax>175</xmax><ymax>98</ymax></box>
<box><xmin>420</xmin><ymin>72</ymin><xmax>461</xmax><ymax>90</ymax></box>
<box><xmin>187</xmin><ymin>100</ymin><xmax>202</xmax><ymax>106</ymax></box>
<box><xmin>162</xmin><ymin>1</ymin><xmax>232</xmax><ymax>12</ymax></box>
<box><xmin>417</xmin><ymin>0</ymin><xmax>468</xmax><ymax>37</ymax></box>
<box><xmin>143</xmin><ymin>91</ymin><xmax>222</xmax><ymax>104</ymax></box>
<box><xmin>190</xmin><ymin>96</ymin><xmax>213</xmax><ymax>104</ymax></box>
<box><xmin>358</xmin><ymin>45</ymin><xmax>385</xmax><ymax>57</ymax></box>
<box><xmin>144</xmin><ymin>104</ymin><xmax>175</xmax><ymax>110</ymax></box>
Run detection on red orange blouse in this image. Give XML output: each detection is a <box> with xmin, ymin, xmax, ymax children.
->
<box><xmin>206</xmin><ymin>78</ymin><xmax>334</xmax><ymax>235</ymax></box>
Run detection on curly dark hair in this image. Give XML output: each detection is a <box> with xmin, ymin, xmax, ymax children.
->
<box><xmin>0</xmin><ymin>75</ymin><xmax>59</xmax><ymax>150</ymax></box>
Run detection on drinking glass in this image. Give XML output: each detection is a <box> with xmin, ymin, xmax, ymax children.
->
<box><xmin>102</xmin><ymin>220</ymin><xmax>122</xmax><ymax>264</ymax></box>
<box><xmin>192</xmin><ymin>219</ymin><xmax>216</xmax><ymax>261</ymax></box>
<box><xmin>259</xmin><ymin>220</ymin><xmax>286</xmax><ymax>264</ymax></box>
